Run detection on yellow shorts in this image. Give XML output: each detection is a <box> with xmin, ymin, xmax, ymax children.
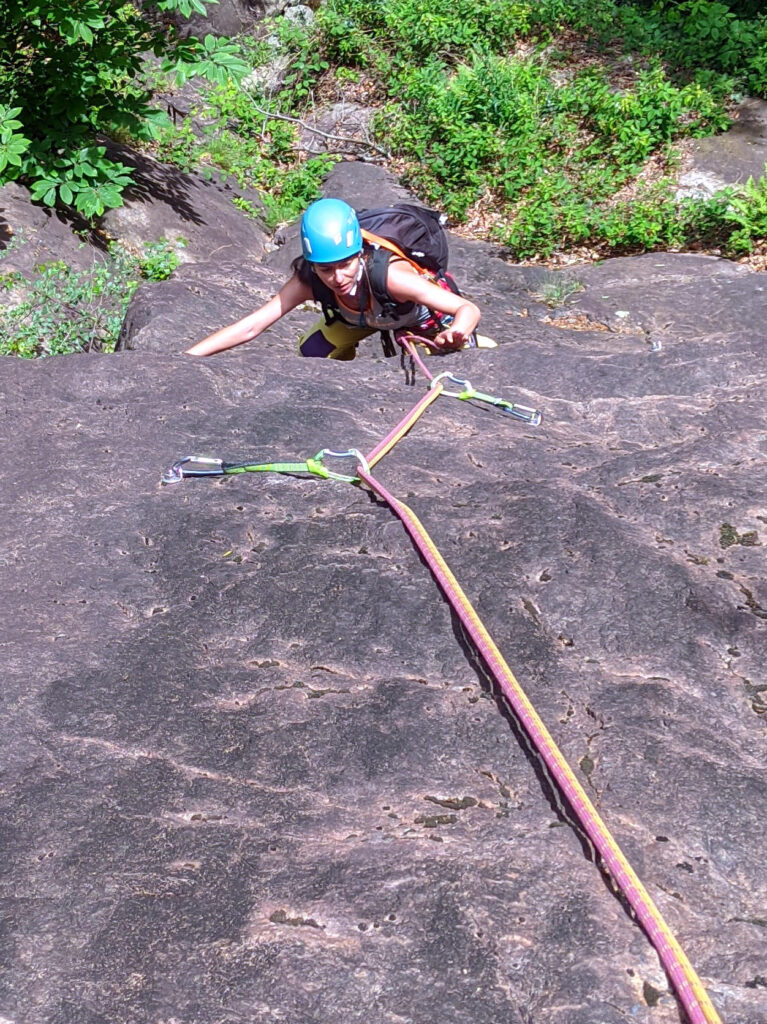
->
<box><xmin>298</xmin><ymin>318</ymin><xmax>376</xmax><ymax>360</ymax></box>
<box><xmin>297</xmin><ymin>318</ymin><xmax>496</xmax><ymax>360</ymax></box>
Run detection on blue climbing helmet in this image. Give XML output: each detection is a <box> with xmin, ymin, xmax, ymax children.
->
<box><xmin>300</xmin><ymin>198</ymin><xmax>362</xmax><ymax>264</ymax></box>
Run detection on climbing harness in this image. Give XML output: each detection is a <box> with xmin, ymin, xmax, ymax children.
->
<box><xmin>163</xmin><ymin>336</ymin><xmax>720</xmax><ymax>1024</ymax></box>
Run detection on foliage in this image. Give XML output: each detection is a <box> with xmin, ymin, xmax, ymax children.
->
<box><xmin>238</xmin><ymin>0</ymin><xmax>762</xmax><ymax>259</ymax></box>
<box><xmin>0</xmin><ymin>105</ymin><xmax>30</xmax><ymax>174</ymax></box>
<box><xmin>496</xmin><ymin>180</ymin><xmax>736</xmax><ymax>259</ymax></box>
<box><xmin>363</xmin><ymin>49</ymin><xmax>730</xmax><ymax>254</ymax></box>
<box><xmin>0</xmin><ymin>239</ymin><xmax>183</xmax><ymax>357</ymax></box>
<box><xmin>608</xmin><ymin>0</ymin><xmax>767</xmax><ymax>95</ymax></box>
<box><xmin>316</xmin><ymin>0</ymin><xmax>615</xmax><ymax>62</ymax></box>
<box><xmin>273</xmin><ymin>18</ymin><xmax>332</xmax><ymax>105</ymax></box>
<box><xmin>312</xmin><ymin>0</ymin><xmax>765</xmax><ymax>95</ymax></box>
<box><xmin>154</xmin><ymin>80</ymin><xmax>337</xmax><ymax>229</ymax></box>
<box><xmin>137</xmin><ymin>237</ymin><xmax>187</xmax><ymax>280</ymax></box>
<box><xmin>0</xmin><ymin>0</ymin><xmax>249</xmax><ymax>219</ymax></box>
<box><xmin>722</xmin><ymin>175</ymin><xmax>767</xmax><ymax>253</ymax></box>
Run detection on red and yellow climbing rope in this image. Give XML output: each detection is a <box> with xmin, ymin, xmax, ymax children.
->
<box><xmin>165</xmin><ymin>333</ymin><xmax>722</xmax><ymax>1023</ymax></box>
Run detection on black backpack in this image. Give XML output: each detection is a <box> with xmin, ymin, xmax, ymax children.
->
<box><xmin>310</xmin><ymin>203</ymin><xmax>459</xmax><ymax>327</ymax></box>
<box><xmin>358</xmin><ymin>202</ymin><xmax>450</xmax><ymax>275</ymax></box>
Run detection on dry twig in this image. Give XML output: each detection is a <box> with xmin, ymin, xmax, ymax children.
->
<box><xmin>250</xmin><ymin>102</ymin><xmax>390</xmax><ymax>158</ymax></box>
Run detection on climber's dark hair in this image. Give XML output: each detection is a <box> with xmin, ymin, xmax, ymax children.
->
<box><xmin>292</xmin><ymin>256</ymin><xmax>314</xmax><ymax>286</ymax></box>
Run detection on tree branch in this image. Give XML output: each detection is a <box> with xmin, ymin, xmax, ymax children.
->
<box><xmin>249</xmin><ymin>102</ymin><xmax>390</xmax><ymax>158</ymax></box>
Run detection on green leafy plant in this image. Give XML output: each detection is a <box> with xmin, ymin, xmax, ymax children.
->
<box><xmin>0</xmin><ymin>0</ymin><xmax>249</xmax><ymax>219</ymax></box>
<box><xmin>609</xmin><ymin>0</ymin><xmax>767</xmax><ymax>95</ymax></box>
<box><xmin>247</xmin><ymin>0</ymin><xmax>750</xmax><ymax>260</ymax></box>
<box><xmin>274</xmin><ymin>18</ymin><xmax>331</xmax><ymax>104</ymax></box>
<box><xmin>722</xmin><ymin>175</ymin><xmax>767</xmax><ymax>253</ymax></box>
<box><xmin>155</xmin><ymin>77</ymin><xmax>338</xmax><ymax>229</ymax></box>
<box><xmin>0</xmin><ymin>105</ymin><xmax>30</xmax><ymax>174</ymax></box>
<box><xmin>145</xmin><ymin>0</ymin><xmax>765</xmax><ymax>262</ymax></box>
<box><xmin>138</xmin><ymin>237</ymin><xmax>187</xmax><ymax>280</ymax></box>
<box><xmin>0</xmin><ymin>237</ymin><xmax>187</xmax><ymax>358</ymax></box>
<box><xmin>27</xmin><ymin>146</ymin><xmax>136</xmax><ymax>220</ymax></box>
<box><xmin>232</xmin><ymin>196</ymin><xmax>261</xmax><ymax>219</ymax></box>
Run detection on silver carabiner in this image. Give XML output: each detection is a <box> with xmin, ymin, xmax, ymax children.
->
<box><xmin>502</xmin><ymin>404</ymin><xmax>542</xmax><ymax>426</ymax></box>
<box><xmin>315</xmin><ymin>448</ymin><xmax>370</xmax><ymax>481</ymax></box>
<box><xmin>429</xmin><ymin>371</ymin><xmax>472</xmax><ymax>398</ymax></box>
<box><xmin>161</xmin><ymin>456</ymin><xmax>225</xmax><ymax>484</ymax></box>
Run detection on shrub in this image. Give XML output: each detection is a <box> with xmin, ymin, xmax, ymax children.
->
<box><xmin>0</xmin><ymin>0</ymin><xmax>249</xmax><ymax>218</ymax></box>
<box><xmin>722</xmin><ymin>175</ymin><xmax>767</xmax><ymax>253</ymax></box>
<box><xmin>0</xmin><ymin>239</ymin><xmax>183</xmax><ymax>357</ymax></box>
<box><xmin>610</xmin><ymin>0</ymin><xmax>767</xmax><ymax>96</ymax></box>
<box><xmin>154</xmin><ymin>78</ymin><xmax>337</xmax><ymax>229</ymax></box>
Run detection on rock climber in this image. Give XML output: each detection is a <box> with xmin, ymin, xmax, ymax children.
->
<box><xmin>185</xmin><ymin>197</ymin><xmax>483</xmax><ymax>360</ymax></box>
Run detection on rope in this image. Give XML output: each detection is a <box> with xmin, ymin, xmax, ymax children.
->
<box><xmin>397</xmin><ymin>332</ymin><xmax>436</xmax><ymax>382</ymax></box>
<box><xmin>354</xmin><ymin>461</ymin><xmax>720</xmax><ymax>1024</ymax></box>
<box><xmin>354</xmin><ymin>350</ymin><xmax>720</xmax><ymax>1020</ymax></box>
<box><xmin>164</xmin><ymin>350</ymin><xmax>720</xmax><ymax>1023</ymax></box>
<box><xmin>396</xmin><ymin>333</ymin><xmax>542</xmax><ymax>425</ymax></box>
<box><xmin>366</xmin><ymin>385</ymin><xmax>443</xmax><ymax>468</ymax></box>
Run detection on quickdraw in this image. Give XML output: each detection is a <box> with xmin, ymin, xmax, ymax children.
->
<box><xmin>163</xmin><ymin>336</ymin><xmax>720</xmax><ymax>1024</ymax></box>
<box><xmin>430</xmin><ymin>370</ymin><xmax>542</xmax><ymax>425</ymax></box>
<box><xmin>162</xmin><ymin>449</ymin><xmax>366</xmax><ymax>486</ymax></box>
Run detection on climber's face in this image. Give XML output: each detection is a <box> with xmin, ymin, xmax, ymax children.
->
<box><xmin>313</xmin><ymin>254</ymin><xmax>361</xmax><ymax>297</ymax></box>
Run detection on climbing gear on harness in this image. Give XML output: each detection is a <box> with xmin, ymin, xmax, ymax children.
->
<box><xmin>300</xmin><ymin>198</ymin><xmax>362</xmax><ymax>264</ymax></box>
<box><xmin>163</xmin><ymin>342</ymin><xmax>721</xmax><ymax>1024</ymax></box>
<box><xmin>393</xmin><ymin>331</ymin><xmax>501</xmax><ymax>388</ymax></box>
<box><xmin>380</xmin><ymin>329</ymin><xmax>497</xmax><ymax>360</ymax></box>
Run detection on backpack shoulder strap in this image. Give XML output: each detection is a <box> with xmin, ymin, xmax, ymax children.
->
<box><xmin>309</xmin><ymin>274</ymin><xmax>341</xmax><ymax>325</ymax></box>
<box><xmin>365</xmin><ymin>246</ymin><xmax>392</xmax><ymax>307</ymax></box>
<box><xmin>365</xmin><ymin>247</ymin><xmax>416</xmax><ymax>320</ymax></box>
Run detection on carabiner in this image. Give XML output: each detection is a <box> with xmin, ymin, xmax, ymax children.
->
<box><xmin>468</xmin><ymin>390</ymin><xmax>542</xmax><ymax>425</ymax></box>
<box><xmin>161</xmin><ymin>456</ymin><xmax>225</xmax><ymax>484</ymax></box>
<box><xmin>497</xmin><ymin>401</ymin><xmax>542</xmax><ymax>426</ymax></box>
<box><xmin>429</xmin><ymin>371</ymin><xmax>473</xmax><ymax>398</ymax></box>
<box><xmin>312</xmin><ymin>448</ymin><xmax>369</xmax><ymax>483</ymax></box>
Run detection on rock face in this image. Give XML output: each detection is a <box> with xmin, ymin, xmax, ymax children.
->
<box><xmin>677</xmin><ymin>96</ymin><xmax>767</xmax><ymax>198</ymax></box>
<box><xmin>0</xmin><ymin>145</ymin><xmax>271</xmax><ymax>287</ymax></box>
<box><xmin>0</xmin><ymin>181</ymin><xmax>105</xmax><ymax>275</ymax></box>
<box><xmin>2</xmin><ymin>158</ymin><xmax>766</xmax><ymax>1024</ymax></box>
<box><xmin>167</xmin><ymin>0</ymin><xmax>291</xmax><ymax>38</ymax></box>
<box><xmin>100</xmin><ymin>141</ymin><xmax>270</xmax><ymax>265</ymax></box>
